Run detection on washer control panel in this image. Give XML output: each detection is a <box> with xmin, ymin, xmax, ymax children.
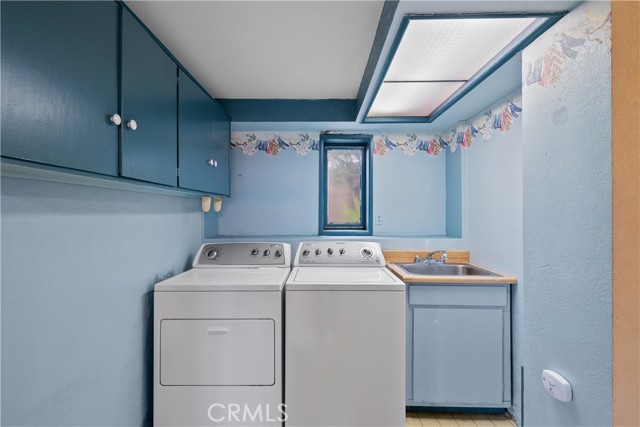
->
<box><xmin>295</xmin><ymin>241</ymin><xmax>384</xmax><ymax>266</ymax></box>
<box><xmin>194</xmin><ymin>243</ymin><xmax>290</xmax><ymax>267</ymax></box>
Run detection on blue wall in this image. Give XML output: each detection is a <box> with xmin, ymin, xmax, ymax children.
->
<box><xmin>373</xmin><ymin>148</ymin><xmax>446</xmax><ymax>236</ymax></box>
<box><xmin>462</xmin><ymin>115</ymin><xmax>524</xmax><ymax>423</ymax></box>
<box><xmin>521</xmin><ymin>2</ymin><xmax>612</xmax><ymax>425</ymax></box>
<box><xmin>445</xmin><ymin>149</ymin><xmax>462</xmax><ymax>238</ymax></box>
<box><xmin>218</xmin><ymin>148</ymin><xmax>320</xmax><ymax>235</ymax></box>
<box><xmin>217</xmin><ymin>141</ymin><xmax>447</xmax><ymax>236</ymax></box>
<box><xmin>1</xmin><ymin>177</ymin><xmax>202</xmax><ymax>426</ymax></box>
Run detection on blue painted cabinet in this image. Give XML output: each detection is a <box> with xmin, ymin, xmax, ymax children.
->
<box><xmin>178</xmin><ymin>70</ymin><xmax>230</xmax><ymax>195</ymax></box>
<box><xmin>406</xmin><ymin>284</ymin><xmax>511</xmax><ymax>408</ymax></box>
<box><xmin>1</xmin><ymin>1</ymin><xmax>119</xmax><ymax>176</ymax></box>
<box><xmin>120</xmin><ymin>9</ymin><xmax>177</xmax><ymax>187</ymax></box>
<box><xmin>1</xmin><ymin>2</ymin><xmax>229</xmax><ymax>192</ymax></box>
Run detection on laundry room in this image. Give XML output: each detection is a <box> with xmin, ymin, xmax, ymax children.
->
<box><xmin>0</xmin><ymin>1</ymin><xmax>638</xmax><ymax>427</ymax></box>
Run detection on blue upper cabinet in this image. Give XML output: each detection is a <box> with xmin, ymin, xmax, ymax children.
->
<box><xmin>178</xmin><ymin>69</ymin><xmax>230</xmax><ymax>195</ymax></box>
<box><xmin>1</xmin><ymin>1</ymin><xmax>119</xmax><ymax>176</ymax></box>
<box><xmin>120</xmin><ymin>9</ymin><xmax>178</xmax><ymax>187</ymax></box>
<box><xmin>210</xmin><ymin>99</ymin><xmax>231</xmax><ymax>196</ymax></box>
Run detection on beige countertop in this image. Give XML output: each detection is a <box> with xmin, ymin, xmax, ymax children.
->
<box><xmin>383</xmin><ymin>250</ymin><xmax>517</xmax><ymax>285</ymax></box>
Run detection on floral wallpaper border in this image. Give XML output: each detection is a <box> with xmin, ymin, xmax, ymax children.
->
<box><xmin>373</xmin><ymin>94</ymin><xmax>522</xmax><ymax>156</ymax></box>
<box><xmin>523</xmin><ymin>7</ymin><xmax>611</xmax><ymax>89</ymax></box>
<box><xmin>230</xmin><ymin>92</ymin><xmax>522</xmax><ymax>158</ymax></box>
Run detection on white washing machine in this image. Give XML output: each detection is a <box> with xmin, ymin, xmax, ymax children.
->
<box><xmin>285</xmin><ymin>241</ymin><xmax>406</xmax><ymax>427</ymax></box>
<box><xmin>154</xmin><ymin>242</ymin><xmax>291</xmax><ymax>427</ymax></box>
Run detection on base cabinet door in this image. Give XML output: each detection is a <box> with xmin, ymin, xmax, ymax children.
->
<box><xmin>120</xmin><ymin>8</ymin><xmax>177</xmax><ymax>186</ymax></box>
<box><xmin>1</xmin><ymin>1</ymin><xmax>119</xmax><ymax>175</ymax></box>
<box><xmin>413</xmin><ymin>307</ymin><xmax>505</xmax><ymax>406</ymax></box>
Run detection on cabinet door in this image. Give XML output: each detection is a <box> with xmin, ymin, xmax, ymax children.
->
<box><xmin>413</xmin><ymin>307</ymin><xmax>504</xmax><ymax>405</ymax></box>
<box><xmin>121</xmin><ymin>9</ymin><xmax>177</xmax><ymax>186</ymax></box>
<box><xmin>210</xmin><ymin>98</ymin><xmax>231</xmax><ymax>196</ymax></box>
<box><xmin>1</xmin><ymin>1</ymin><xmax>119</xmax><ymax>175</ymax></box>
<box><xmin>178</xmin><ymin>70</ymin><xmax>228</xmax><ymax>194</ymax></box>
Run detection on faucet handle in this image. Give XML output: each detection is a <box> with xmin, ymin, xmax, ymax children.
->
<box><xmin>441</xmin><ymin>252</ymin><xmax>448</xmax><ymax>263</ymax></box>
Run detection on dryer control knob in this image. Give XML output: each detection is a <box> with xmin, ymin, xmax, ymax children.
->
<box><xmin>275</xmin><ymin>250</ymin><xmax>283</xmax><ymax>258</ymax></box>
<box><xmin>327</xmin><ymin>248</ymin><xmax>334</xmax><ymax>255</ymax></box>
<box><xmin>205</xmin><ymin>248</ymin><xmax>219</xmax><ymax>260</ymax></box>
<box><xmin>339</xmin><ymin>249</ymin><xmax>345</xmax><ymax>255</ymax></box>
<box><xmin>263</xmin><ymin>249</ymin><xmax>271</xmax><ymax>256</ymax></box>
<box><xmin>251</xmin><ymin>249</ymin><xmax>259</xmax><ymax>256</ymax></box>
<box><xmin>315</xmin><ymin>249</ymin><xmax>322</xmax><ymax>256</ymax></box>
<box><xmin>302</xmin><ymin>250</ymin><xmax>310</xmax><ymax>257</ymax></box>
<box><xmin>361</xmin><ymin>248</ymin><xmax>373</xmax><ymax>258</ymax></box>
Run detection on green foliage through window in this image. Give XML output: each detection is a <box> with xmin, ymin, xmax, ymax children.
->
<box><xmin>319</xmin><ymin>135</ymin><xmax>371</xmax><ymax>235</ymax></box>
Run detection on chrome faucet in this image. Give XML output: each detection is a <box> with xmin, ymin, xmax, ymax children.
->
<box><xmin>414</xmin><ymin>250</ymin><xmax>448</xmax><ymax>264</ymax></box>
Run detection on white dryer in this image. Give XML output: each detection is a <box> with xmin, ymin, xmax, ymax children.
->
<box><xmin>154</xmin><ymin>242</ymin><xmax>291</xmax><ymax>427</ymax></box>
<box><xmin>285</xmin><ymin>241</ymin><xmax>405</xmax><ymax>427</ymax></box>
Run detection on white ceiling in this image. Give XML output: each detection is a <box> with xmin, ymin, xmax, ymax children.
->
<box><xmin>125</xmin><ymin>0</ymin><xmax>385</xmax><ymax>99</ymax></box>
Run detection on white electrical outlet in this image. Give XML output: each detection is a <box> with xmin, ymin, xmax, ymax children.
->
<box><xmin>542</xmin><ymin>370</ymin><xmax>572</xmax><ymax>402</ymax></box>
<box><xmin>375</xmin><ymin>213</ymin><xmax>383</xmax><ymax>225</ymax></box>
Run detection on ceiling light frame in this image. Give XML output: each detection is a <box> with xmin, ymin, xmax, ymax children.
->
<box><xmin>361</xmin><ymin>12</ymin><xmax>566</xmax><ymax>124</ymax></box>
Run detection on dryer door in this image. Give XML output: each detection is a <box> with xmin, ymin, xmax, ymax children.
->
<box><xmin>160</xmin><ymin>319</ymin><xmax>275</xmax><ymax>386</ymax></box>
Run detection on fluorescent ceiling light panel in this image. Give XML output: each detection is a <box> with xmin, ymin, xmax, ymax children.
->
<box><xmin>385</xmin><ymin>18</ymin><xmax>537</xmax><ymax>81</ymax></box>
<box><xmin>365</xmin><ymin>14</ymin><xmax>554</xmax><ymax>121</ymax></box>
<box><xmin>368</xmin><ymin>82</ymin><xmax>464</xmax><ymax>117</ymax></box>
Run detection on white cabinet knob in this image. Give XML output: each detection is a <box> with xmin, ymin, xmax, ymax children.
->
<box><xmin>208</xmin><ymin>159</ymin><xmax>217</xmax><ymax>167</ymax></box>
<box><xmin>126</xmin><ymin>120</ymin><xmax>138</xmax><ymax>131</ymax></box>
<box><xmin>109</xmin><ymin>114</ymin><xmax>122</xmax><ymax>126</ymax></box>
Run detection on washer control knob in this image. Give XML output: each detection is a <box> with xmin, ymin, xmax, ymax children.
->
<box><xmin>205</xmin><ymin>248</ymin><xmax>219</xmax><ymax>260</ymax></box>
<box><xmin>339</xmin><ymin>248</ymin><xmax>345</xmax><ymax>255</ymax></box>
<box><xmin>251</xmin><ymin>248</ymin><xmax>259</xmax><ymax>256</ymax></box>
<box><xmin>315</xmin><ymin>249</ymin><xmax>322</xmax><ymax>256</ymax></box>
<box><xmin>275</xmin><ymin>250</ymin><xmax>283</xmax><ymax>258</ymax></box>
<box><xmin>263</xmin><ymin>249</ymin><xmax>271</xmax><ymax>256</ymax></box>
<box><xmin>361</xmin><ymin>248</ymin><xmax>373</xmax><ymax>259</ymax></box>
<box><xmin>327</xmin><ymin>248</ymin><xmax>334</xmax><ymax>255</ymax></box>
<box><xmin>302</xmin><ymin>250</ymin><xmax>310</xmax><ymax>257</ymax></box>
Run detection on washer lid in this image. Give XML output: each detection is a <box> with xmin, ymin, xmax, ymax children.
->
<box><xmin>155</xmin><ymin>268</ymin><xmax>290</xmax><ymax>291</ymax></box>
<box><xmin>286</xmin><ymin>267</ymin><xmax>405</xmax><ymax>291</ymax></box>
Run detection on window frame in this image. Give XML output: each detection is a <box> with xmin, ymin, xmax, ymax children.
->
<box><xmin>318</xmin><ymin>134</ymin><xmax>373</xmax><ymax>236</ymax></box>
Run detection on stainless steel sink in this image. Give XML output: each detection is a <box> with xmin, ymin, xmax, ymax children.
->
<box><xmin>395</xmin><ymin>262</ymin><xmax>502</xmax><ymax>277</ymax></box>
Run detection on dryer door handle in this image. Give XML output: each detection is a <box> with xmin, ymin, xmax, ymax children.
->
<box><xmin>206</xmin><ymin>326</ymin><xmax>229</xmax><ymax>335</ymax></box>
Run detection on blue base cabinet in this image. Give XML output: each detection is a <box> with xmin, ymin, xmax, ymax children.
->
<box><xmin>178</xmin><ymin>70</ymin><xmax>230</xmax><ymax>195</ymax></box>
<box><xmin>406</xmin><ymin>284</ymin><xmax>511</xmax><ymax>408</ymax></box>
<box><xmin>1</xmin><ymin>1</ymin><xmax>120</xmax><ymax>176</ymax></box>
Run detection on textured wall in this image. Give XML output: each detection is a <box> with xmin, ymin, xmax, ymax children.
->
<box><xmin>463</xmin><ymin>116</ymin><xmax>523</xmax><ymax>423</ymax></box>
<box><xmin>522</xmin><ymin>2</ymin><xmax>612</xmax><ymax>425</ymax></box>
<box><xmin>1</xmin><ymin>177</ymin><xmax>202</xmax><ymax>426</ymax></box>
<box><xmin>217</xmin><ymin>148</ymin><xmax>320</xmax><ymax>235</ymax></box>
<box><xmin>445</xmin><ymin>149</ymin><xmax>462</xmax><ymax>238</ymax></box>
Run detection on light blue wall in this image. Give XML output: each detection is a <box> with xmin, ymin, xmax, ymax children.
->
<box><xmin>216</xmin><ymin>141</ymin><xmax>447</xmax><ymax>236</ymax></box>
<box><xmin>445</xmin><ymin>150</ymin><xmax>462</xmax><ymax>238</ymax></box>
<box><xmin>373</xmin><ymin>149</ymin><xmax>446</xmax><ymax>236</ymax></box>
<box><xmin>217</xmin><ymin>148</ymin><xmax>320</xmax><ymax>235</ymax></box>
<box><xmin>1</xmin><ymin>177</ymin><xmax>202</xmax><ymax>426</ymax></box>
<box><xmin>463</xmin><ymin>116</ymin><xmax>524</xmax><ymax>423</ymax></box>
<box><xmin>521</xmin><ymin>2</ymin><xmax>612</xmax><ymax>426</ymax></box>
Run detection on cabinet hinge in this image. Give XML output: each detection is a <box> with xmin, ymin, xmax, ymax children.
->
<box><xmin>177</xmin><ymin>168</ymin><xmax>180</xmax><ymax>177</ymax></box>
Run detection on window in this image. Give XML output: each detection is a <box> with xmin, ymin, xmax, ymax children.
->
<box><xmin>319</xmin><ymin>135</ymin><xmax>372</xmax><ymax>235</ymax></box>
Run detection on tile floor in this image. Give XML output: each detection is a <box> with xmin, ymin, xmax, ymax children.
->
<box><xmin>406</xmin><ymin>412</ymin><xmax>516</xmax><ymax>427</ymax></box>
